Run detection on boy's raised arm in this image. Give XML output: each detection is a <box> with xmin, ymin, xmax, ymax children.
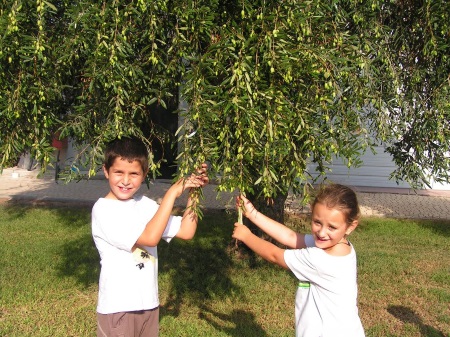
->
<box><xmin>136</xmin><ymin>164</ymin><xmax>208</xmax><ymax>246</ymax></box>
<box><xmin>175</xmin><ymin>190</ymin><xmax>200</xmax><ymax>240</ymax></box>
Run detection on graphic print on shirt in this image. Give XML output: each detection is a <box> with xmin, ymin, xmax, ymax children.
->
<box><xmin>133</xmin><ymin>247</ymin><xmax>156</xmax><ymax>270</ymax></box>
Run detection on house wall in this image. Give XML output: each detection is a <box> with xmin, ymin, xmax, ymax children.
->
<box><xmin>426</xmin><ymin>176</ymin><xmax>450</xmax><ymax>190</ymax></box>
<box><xmin>310</xmin><ymin>145</ymin><xmax>450</xmax><ymax>190</ymax></box>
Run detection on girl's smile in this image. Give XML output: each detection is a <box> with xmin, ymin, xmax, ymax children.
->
<box><xmin>311</xmin><ymin>202</ymin><xmax>355</xmax><ymax>253</ymax></box>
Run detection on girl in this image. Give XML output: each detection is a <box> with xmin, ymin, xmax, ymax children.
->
<box><xmin>232</xmin><ymin>184</ymin><xmax>365</xmax><ymax>337</ymax></box>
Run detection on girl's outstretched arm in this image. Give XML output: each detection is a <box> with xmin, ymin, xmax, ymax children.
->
<box><xmin>232</xmin><ymin>222</ymin><xmax>288</xmax><ymax>269</ymax></box>
<box><xmin>237</xmin><ymin>195</ymin><xmax>306</xmax><ymax>249</ymax></box>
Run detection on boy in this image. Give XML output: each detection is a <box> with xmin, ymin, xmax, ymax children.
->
<box><xmin>92</xmin><ymin>136</ymin><xmax>208</xmax><ymax>337</ymax></box>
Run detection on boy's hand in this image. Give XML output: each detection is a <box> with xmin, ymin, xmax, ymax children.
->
<box><xmin>232</xmin><ymin>222</ymin><xmax>252</xmax><ymax>241</ymax></box>
<box><xmin>188</xmin><ymin>162</ymin><xmax>209</xmax><ymax>188</ymax></box>
<box><xmin>172</xmin><ymin>163</ymin><xmax>209</xmax><ymax>197</ymax></box>
<box><xmin>236</xmin><ymin>195</ymin><xmax>257</xmax><ymax>218</ymax></box>
<box><xmin>196</xmin><ymin>163</ymin><xmax>209</xmax><ymax>184</ymax></box>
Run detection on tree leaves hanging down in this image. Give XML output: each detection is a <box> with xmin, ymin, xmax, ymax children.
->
<box><xmin>373</xmin><ymin>0</ymin><xmax>450</xmax><ymax>188</ymax></box>
<box><xmin>0</xmin><ymin>0</ymin><xmax>63</xmax><ymax>170</ymax></box>
<box><xmin>179</xmin><ymin>1</ymin><xmax>386</xmax><ymax>203</ymax></box>
<box><xmin>56</xmin><ymin>0</ymin><xmax>186</xmax><ymax>177</ymax></box>
<box><xmin>178</xmin><ymin>0</ymin><xmax>450</xmax><ymax>202</ymax></box>
<box><xmin>0</xmin><ymin>0</ymin><xmax>449</xmax><ymax>202</ymax></box>
<box><xmin>0</xmin><ymin>0</ymin><xmax>190</xmax><ymax>177</ymax></box>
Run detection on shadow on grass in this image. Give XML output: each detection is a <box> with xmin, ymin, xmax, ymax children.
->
<box><xmin>1</xmin><ymin>200</ymin><xmax>91</xmax><ymax>226</ymax></box>
<box><xmin>31</xmin><ymin>203</ymin><xmax>101</xmax><ymax>288</ymax></box>
<box><xmin>198</xmin><ymin>306</ymin><xmax>268</xmax><ymax>337</ymax></box>
<box><xmin>417</xmin><ymin>219</ymin><xmax>450</xmax><ymax>237</ymax></box>
<box><xmin>58</xmin><ymin>233</ymin><xmax>100</xmax><ymax>288</ymax></box>
<box><xmin>387</xmin><ymin>305</ymin><xmax>446</xmax><ymax>337</ymax></box>
<box><xmin>159</xmin><ymin>210</ymin><xmax>237</xmax><ymax>313</ymax></box>
<box><xmin>158</xmin><ymin>210</ymin><xmax>267</xmax><ymax>335</ymax></box>
<box><xmin>1</xmin><ymin>201</ymin><xmax>100</xmax><ymax>288</ymax></box>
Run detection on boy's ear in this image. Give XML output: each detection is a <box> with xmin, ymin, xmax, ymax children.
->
<box><xmin>345</xmin><ymin>220</ymin><xmax>359</xmax><ymax>236</ymax></box>
<box><xmin>102</xmin><ymin>165</ymin><xmax>109</xmax><ymax>179</ymax></box>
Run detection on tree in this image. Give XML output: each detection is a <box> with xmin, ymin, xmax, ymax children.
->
<box><xmin>177</xmin><ymin>0</ymin><xmax>450</xmax><ymax>220</ymax></box>
<box><xmin>0</xmin><ymin>0</ymin><xmax>63</xmax><ymax>167</ymax></box>
<box><xmin>1</xmin><ymin>0</ymin><xmax>185</xmax><ymax>176</ymax></box>
<box><xmin>1</xmin><ymin>0</ymin><xmax>449</xmax><ymax>221</ymax></box>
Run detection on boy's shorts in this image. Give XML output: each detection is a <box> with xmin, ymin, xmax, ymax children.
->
<box><xmin>97</xmin><ymin>307</ymin><xmax>159</xmax><ymax>337</ymax></box>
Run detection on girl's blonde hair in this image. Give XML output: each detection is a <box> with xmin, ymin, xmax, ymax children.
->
<box><xmin>311</xmin><ymin>184</ymin><xmax>360</xmax><ymax>225</ymax></box>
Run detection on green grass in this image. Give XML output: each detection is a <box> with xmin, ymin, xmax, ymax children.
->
<box><xmin>0</xmin><ymin>202</ymin><xmax>449</xmax><ymax>337</ymax></box>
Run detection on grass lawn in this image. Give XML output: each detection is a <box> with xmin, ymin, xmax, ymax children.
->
<box><xmin>0</xmin><ymin>201</ymin><xmax>448</xmax><ymax>337</ymax></box>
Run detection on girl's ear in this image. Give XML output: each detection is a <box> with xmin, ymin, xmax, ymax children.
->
<box><xmin>102</xmin><ymin>165</ymin><xmax>109</xmax><ymax>179</ymax></box>
<box><xmin>345</xmin><ymin>220</ymin><xmax>359</xmax><ymax>236</ymax></box>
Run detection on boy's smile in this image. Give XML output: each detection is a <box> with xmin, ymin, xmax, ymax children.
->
<box><xmin>103</xmin><ymin>157</ymin><xmax>146</xmax><ymax>200</ymax></box>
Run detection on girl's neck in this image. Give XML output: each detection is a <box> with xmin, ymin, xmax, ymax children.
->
<box><xmin>324</xmin><ymin>240</ymin><xmax>351</xmax><ymax>256</ymax></box>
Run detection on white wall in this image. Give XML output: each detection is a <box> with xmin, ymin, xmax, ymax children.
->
<box><xmin>312</xmin><ymin>146</ymin><xmax>411</xmax><ymax>188</ymax></box>
<box><xmin>309</xmin><ymin>145</ymin><xmax>450</xmax><ymax>190</ymax></box>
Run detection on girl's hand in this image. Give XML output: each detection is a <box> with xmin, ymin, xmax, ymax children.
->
<box><xmin>232</xmin><ymin>222</ymin><xmax>252</xmax><ymax>241</ymax></box>
<box><xmin>236</xmin><ymin>195</ymin><xmax>257</xmax><ymax>218</ymax></box>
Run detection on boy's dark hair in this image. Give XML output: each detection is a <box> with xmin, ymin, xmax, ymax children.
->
<box><xmin>104</xmin><ymin>136</ymin><xmax>149</xmax><ymax>173</ymax></box>
<box><xmin>312</xmin><ymin>183</ymin><xmax>360</xmax><ymax>224</ymax></box>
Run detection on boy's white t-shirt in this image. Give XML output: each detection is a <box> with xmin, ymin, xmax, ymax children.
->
<box><xmin>284</xmin><ymin>234</ymin><xmax>365</xmax><ymax>337</ymax></box>
<box><xmin>91</xmin><ymin>195</ymin><xmax>181</xmax><ymax>314</ymax></box>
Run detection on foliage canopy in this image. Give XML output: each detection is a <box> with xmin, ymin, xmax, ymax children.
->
<box><xmin>1</xmin><ymin>0</ymin><xmax>449</xmax><ymax>200</ymax></box>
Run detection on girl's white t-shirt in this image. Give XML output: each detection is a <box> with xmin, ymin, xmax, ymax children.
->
<box><xmin>284</xmin><ymin>234</ymin><xmax>365</xmax><ymax>337</ymax></box>
<box><xmin>91</xmin><ymin>195</ymin><xmax>181</xmax><ymax>314</ymax></box>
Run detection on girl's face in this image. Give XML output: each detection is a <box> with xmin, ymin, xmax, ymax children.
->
<box><xmin>310</xmin><ymin>202</ymin><xmax>357</xmax><ymax>252</ymax></box>
<box><xmin>103</xmin><ymin>157</ymin><xmax>146</xmax><ymax>200</ymax></box>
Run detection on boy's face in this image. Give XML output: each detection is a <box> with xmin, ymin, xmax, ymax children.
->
<box><xmin>103</xmin><ymin>157</ymin><xmax>146</xmax><ymax>200</ymax></box>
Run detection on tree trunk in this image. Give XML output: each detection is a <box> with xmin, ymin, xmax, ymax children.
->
<box><xmin>247</xmin><ymin>193</ymin><xmax>287</xmax><ymax>237</ymax></box>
